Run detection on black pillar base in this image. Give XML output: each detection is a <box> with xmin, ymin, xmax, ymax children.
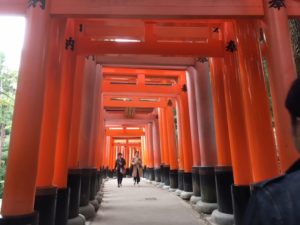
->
<box><xmin>104</xmin><ymin>167</ymin><xmax>108</xmax><ymax>178</ymax></box>
<box><xmin>169</xmin><ymin>170</ymin><xmax>178</xmax><ymax>189</ymax></box>
<box><xmin>160</xmin><ymin>165</ymin><xmax>165</xmax><ymax>183</ymax></box>
<box><xmin>143</xmin><ymin>166</ymin><xmax>147</xmax><ymax>178</ymax></box>
<box><xmin>199</xmin><ymin>166</ymin><xmax>217</xmax><ymax>203</ymax></box>
<box><xmin>178</xmin><ymin>170</ymin><xmax>184</xmax><ymax>190</ymax></box>
<box><xmin>89</xmin><ymin>169</ymin><xmax>97</xmax><ymax>201</ymax></box>
<box><xmin>148</xmin><ymin>168</ymin><xmax>155</xmax><ymax>181</ymax></box>
<box><xmin>67</xmin><ymin>169</ymin><xmax>81</xmax><ymax>219</ymax></box>
<box><xmin>80</xmin><ymin>169</ymin><xmax>92</xmax><ymax>207</ymax></box>
<box><xmin>231</xmin><ymin>185</ymin><xmax>251</xmax><ymax>225</ymax></box>
<box><xmin>163</xmin><ymin>165</ymin><xmax>170</xmax><ymax>186</ymax></box>
<box><xmin>96</xmin><ymin>170</ymin><xmax>101</xmax><ymax>192</ymax></box>
<box><xmin>192</xmin><ymin>166</ymin><xmax>201</xmax><ymax>197</ymax></box>
<box><xmin>34</xmin><ymin>186</ymin><xmax>57</xmax><ymax>225</ymax></box>
<box><xmin>108</xmin><ymin>169</ymin><xmax>113</xmax><ymax>178</ymax></box>
<box><xmin>215</xmin><ymin>166</ymin><xmax>234</xmax><ymax>214</ymax></box>
<box><xmin>154</xmin><ymin>168</ymin><xmax>161</xmax><ymax>182</ymax></box>
<box><xmin>183</xmin><ymin>172</ymin><xmax>193</xmax><ymax>192</ymax></box>
<box><xmin>0</xmin><ymin>212</ymin><xmax>38</xmax><ymax>225</ymax></box>
<box><xmin>55</xmin><ymin>188</ymin><xmax>70</xmax><ymax>225</ymax></box>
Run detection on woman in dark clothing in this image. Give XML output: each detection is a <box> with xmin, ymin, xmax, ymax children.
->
<box><xmin>114</xmin><ymin>152</ymin><xmax>126</xmax><ymax>187</ymax></box>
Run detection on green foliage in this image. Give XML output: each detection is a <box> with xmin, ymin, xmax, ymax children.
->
<box><xmin>0</xmin><ymin>52</ymin><xmax>18</xmax><ymax>198</ymax></box>
<box><xmin>289</xmin><ymin>19</ymin><xmax>300</xmax><ymax>77</ymax></box>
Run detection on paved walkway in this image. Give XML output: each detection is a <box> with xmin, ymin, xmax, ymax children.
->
<box><xmin>87</xmin><ymin>178</ymin><xmax>207</xmax><ymax>225</ymax></box>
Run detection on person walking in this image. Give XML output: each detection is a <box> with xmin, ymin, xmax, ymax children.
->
<box><xmin>132</xmin><ymin>151</ymin><xmax>143</xmax><ymax>185</ymax></box>
<box><xmin>114</xmin><ymin>152</ymin><xmax>126</xmax><ymax>188</ymax></box>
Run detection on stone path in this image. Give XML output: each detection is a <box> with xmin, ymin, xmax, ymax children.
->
<box><xmin>87</xmin><ymin>178</ymin><xmax>207</xmax><ymax>225</ymax></box>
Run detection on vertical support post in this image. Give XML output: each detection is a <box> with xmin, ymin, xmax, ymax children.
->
<box><xmin>235</xmin><ymin>19</ymin><xmax>279</xmax><ymax>181</ymax></box>
<box><xmin>35</xmin><ymin>17</ymin><xmax>66</xmax><ymax>225</ymax></box>
<box><xmin>186</xmin><ymin>67</ymin><xmax>202</xmax><ymax>200</ymax></box>
<box><xmin>193</xmin><ymin>61</ymin><xmax>218</xmax><ymax>212</ymax></box>
<box><xmin>1</xmin><ymin>3</ymin><xmax>50</xmax><ymax>223</ymax></box>
<box><xmin>175</xmin><ymin>101</ymin><xmax>184</xmax><ymax>192</ymax></box>
<box><xmin>152</xmin><ymin>118</ymin><xmax>162</xmax><ymax>182</ymax></box>
<box><xmin>146</xmin><ymin>123</ymin><xmax>155</xmax><ymax>181</ymax></box>
<box><xmin>177</xmin><ymin>86</ymin><xmax>193</xmax><ymax>198</ymax></box>
<box><xmin>159</xmin><ymin>108</ymin><xmax>170</xmax><ymax>186</ymax></box>
<box><xmin>223</xmin><ymin>22</ymin><xmax>253</xmax><ymax>225</ymax></box>
<box><xmin>210</xmin><ymin>58</ymin><xmax>234</xmax><ymax>219</ymax></box>
<box><xmin>263</xmin><ymin>0</ymin><xmax>298</xmax><ymax>171</ymax></box>
<box><xmin>165</xmin><ymin>102</ymin><xmax>179</xmax><ymax>190</ymax></box>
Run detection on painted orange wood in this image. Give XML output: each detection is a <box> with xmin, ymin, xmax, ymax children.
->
<box><xmin>159</xmin><ymin>108</ymin><xmax>170</xmax><ymax>166</ymax></box>
<box><xmin>146</xmin><ymin>123</ymin><xmax>154</xmax><ymax>168</ymax></box>
<box><xmin>50</xmin><ymin>0</ymin><xmax>263</xmax><ymax>17</ymax></box>
<box><xmin>78</xmin><ymin>57</ymin><xmax>97</xmax><ymax>168</ymax></box>
<box><xmin>52</xmin><ymin>19</ymin><xmax>76</xmax><ymax>187</ymax></box>
<box><xmin>165</xmin><ymin>103</ymin><xmax>178</xmax><ymax>170</ymax></box>
<box><xmin>178</xmin><ymin>93</ymin><xmax>193</xmax><ymax>173</ymax></box>
<box><xmin>209</xmin><ymin>58</ymin><xmax>231</xmax><ymax>167</ymax></box>
<box><xmin>222</xmin><ymin>22</ymin><xmax>253</xmax><ymax>185</ymax></box>
<box><xmin>263</xmin><ymin>0</ymin><xmax>299</xmax><ymax>172</ymax></box>
<box><xmin>36</xmin><ymin>18</ymin><xmax>66</xmax><ymax>187</ymax></box>
<box><xmin>186</xmin><ymin>68</ymin><xmax>201</xmax><ymax>166</ymax></box>
<box><xmin>152</xmin><ymin>119</ymin><xmax>162</xmax><ymax>168</ymax></box>
<box><xmin>1</xmin><ymin>5</ymin><xmax>50</xmax><ymax>216</ymax></box>
<box><xmin>77</xmin><ymin>39</ymin><xmax>224</xmax><ymax>57</ymax></box>
<box><xmin>67</xmin><ymin>56</ymin><xmax>85</xmax><ymax>168</ymax></box>
<box><xmin>194</xmin><ymin>62</ymin><xmax>218</xmax><ymax>166</ymax></box>
<box><xmin>235</xmin><ymin>19</ymin><xmax>280</xmax><ymax>182</ymax></box>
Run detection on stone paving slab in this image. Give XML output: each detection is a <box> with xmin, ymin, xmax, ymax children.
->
<box><xmin>87</xmin><ymin>178</ymin><xmax>209</xmax><ymax>225</ymax></box>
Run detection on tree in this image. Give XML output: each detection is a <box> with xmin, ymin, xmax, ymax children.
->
<box><xmin>0</xmin><ymin>52</ymin><xmax>18</xmax><ymax>197</ymax></box>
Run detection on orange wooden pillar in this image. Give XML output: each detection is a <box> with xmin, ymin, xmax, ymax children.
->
<box><xmin>141</xmin><ymin>135</ymin><xmax>147</xmax><ymax>171</ymax></box>
<box><xmin>68</xmin><ymin>56</ymin><xmax>85</xmax><ymax>169</ymax></box>
<box><xmin>146</xmin><ymin>123</ymin><xmax>155</xmax><ymax>180</ymax></box>
<box><xmin>102</xmin><ymin>135</ymin><xmax>111</xmax><ymax>177</ymax></box>
<box><xmin>177</xmin><ymin>89</ymin><xmax>193</xmax><ymax>195</ymax></box>
<box><xmin>78</xmin><ymin>56</ymin><xmax>97</xmax><ymax>169</ymax></box>
<box><xmin>186</xmin><ymin>67</ymin><xmax>202</xmax><ymax>198</ymax></box>
<box><xmin>193</xmin><ymin>61</ymin><xmax>218</xmax><ymax>207</ymax></box>
<box><xmin>90</xmin><ymin>64</ymin><xmax>103</xmax><ymax>170</ymax></box>
<box><xmin>64</xmin><ymin>55</ymin><xmax>86</xmax><ymax>222</ymax></box>
<box><xmin>76</xmin><ymin>56</ymin><xmax>98</xmax><ymax>217</ymax></box>
<box><xmin>86</xmin><ymin>64</ymin><xmax>103</xmax><ymax>205</ymax></box>
<box><xmin>210</xmin><ymin>59</ymin><xmax>232</xmax><ymax>167</ymax></box>
<box><xmin>194</xmin><ymin>62</ymin><xmax>218</xmax><ymax>167</ymax></box>
<box><xmin>51</xmin><ymin>19</ymin><xmax>77</xmax><ymax>225</ymax></box>
<box><xmin>34</xmin><ymin>17</ymin><xmax>66</xmax><ymax>225</ymax></box>
<box><xmin>210</xmin><ymin>57</ymin><xmax>234</xmax><ymax>215</ymax></box>
<box><xmin>223</xmin><ymin>22</ymin><xmax>253</xmax><ymax>225</ymax></box>
<box><xmin>235</xmin><ymin>19</ymin><xmax>279</xmax><ymax>181</ymax></box>
<box><xmin>263</xmin><ymin>1</ymin><xmax>298</xmax><ymax>172</ymax></box>
<box><xmin>157</xmin><ymin>109</ymin><xmax>166</xmax><ymax>184</ymax></box>
<box><xmin>124</xmin><ymin>146</ymin><xmax>128</xmax><ymax>170</ymax></box>
<box><xmin>97</xmin><ymin>107</ymin><xmax>106</xmax><ymax>170</ymax></box>
<box><xmin>175</xmin><ymin>101</ymin><xmax>184</xmax><ymax>191</ymax></box>
<box><xmin>165</xmin><ymin>101</ymin><xmax>179</xmax><ymax>189</ymax></box>
<box><xmin>158</xmin><ymin>107</ymin><xmax>171</xmax><ymax>186</ymax></box>
<box><xmin>152</xmin><ymin>118</ymin><xmax>162</xmax><ymax>182</ymax></box>
<box><xmin>1</xmin><ymin>3</ymin><xmax>51</xmax><ymax>223</ymax></box>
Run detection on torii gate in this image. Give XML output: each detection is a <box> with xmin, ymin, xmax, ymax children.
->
<box><xmin>0</xmin><ymin>1</ymin><xmax>299</xmax><ymax>225</ymax></box>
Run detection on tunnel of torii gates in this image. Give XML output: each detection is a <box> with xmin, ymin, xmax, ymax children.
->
<box><xmin>1</xmin><ymin>0</ymin><xmax>300</xmax><ymax>225</ymax></box>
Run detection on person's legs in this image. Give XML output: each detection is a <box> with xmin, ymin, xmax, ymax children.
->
<box><xmin>117</xmin><ymin>171</ymin><xmax>122</xmax><ymax>187</ymax></box>
<box><xmin>137</xmin><ymin>170</ymin><xmax>140</xmax><ymax>184</ymax></box>
<box><xmin>120</xmin><ymin>173</ymin><xmax>123</xmax><ymax>186</ymax></box>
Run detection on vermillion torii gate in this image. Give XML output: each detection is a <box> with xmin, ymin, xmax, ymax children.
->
<box><xmin>1</xmin><ymin>1</ymin><xmax>299</xmax><ymax>225</ymax></box>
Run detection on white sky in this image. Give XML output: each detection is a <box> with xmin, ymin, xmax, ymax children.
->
<box><xmin>0</xmin><ymin>16</ymin><xmax>26</xmax><ymax>70</ymax></box>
